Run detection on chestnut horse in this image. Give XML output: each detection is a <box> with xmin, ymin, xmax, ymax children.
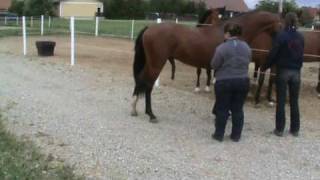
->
<box><xmin>131</xmin><ymin>11</ymin><xmax>281</xmax><ymax>122</ymax></box>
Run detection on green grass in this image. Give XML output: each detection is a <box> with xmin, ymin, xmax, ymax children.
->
<box><xmin>0</xmin><ymin>17</ymin><xmax>197</xmax><ymax>39</ymax></box>
<box><xmin>0</xmin><ymin>112</ymin><xmax>83</xmax><ymax>180</ymax></box>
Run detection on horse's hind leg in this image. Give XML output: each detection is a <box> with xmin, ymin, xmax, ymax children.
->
<box><xmin>131</xmin><ymin>89</ymin><xmax>139</xmax><ymax>116</ymax></box>
<box><xmin>205</xmin><ymin>68</ymin><xmax>212</xmax><ymax>92</ymax></box>
<box><xmin>145</xmin><ymin>86</ymin><xmax>157</xmax><ymax>123</ymax></box>
<box><xmin>317</xmin><ymin>64</ymin><xmax>320</xmax><ymax>98</ymax></box>
<box><xmin>195</xmin><ymin>68</ymin><xmax>201</xmax><ymax>92</ymax></box>
<box><xmin>168</xmin><ymin>58</ymin><xmax>176</xmax><ymax>80</ymax></box>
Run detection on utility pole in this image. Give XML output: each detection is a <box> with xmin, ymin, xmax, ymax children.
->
<box><xmin>278</xmin><ymin>0</ymin><xmax>284</xmax><ymax>14</ymax></box>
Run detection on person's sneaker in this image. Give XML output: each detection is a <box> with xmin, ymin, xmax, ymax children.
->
<box><xmin>230</xmin><ymin>135</ymin><xmax>241</xmax><ymax>142</ymax></box>
<box><xmin>212</xmin><ymin>134</ymin><xmax>223</xmax><ymax>142</ymax></box>
<box><xmin>273</xmin><ymin>129</ymin><xmax>284</xmax><ymax>137</ymax></box>
<box><xmin>290</xmin><ymin>131</ymin><xmax>299</xmax><ymax>137</ymax></box>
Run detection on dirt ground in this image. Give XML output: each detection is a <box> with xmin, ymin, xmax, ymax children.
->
<box><xmin>0</xmin><ymin>35</ymin><xmax>319</xmax><ymax>179</ymax></box>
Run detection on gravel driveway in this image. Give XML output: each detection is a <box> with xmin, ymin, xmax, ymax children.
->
<box><xmin>0</xmin><ymin>36</ymin><xmax>319</xmax><ymax>180</ymax></box>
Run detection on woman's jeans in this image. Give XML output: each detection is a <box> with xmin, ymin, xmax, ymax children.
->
<box><xmin>213</xmin><ymin>78</ymin><xmax>249</xmax><ymax>138</ymax></box>
<box><xmin>276</xmin><ymin>69</ymin><xmax>301</xmax><ymax>133</ymax></box>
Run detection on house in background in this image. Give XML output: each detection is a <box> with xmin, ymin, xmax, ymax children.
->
<box><xmin>0</xmin><ymin>0</ymin><xmax>11</xmax><ymax>12</ymax></box>
<box><xmin>54</xmin><ymin>0</ymin><xmax>103</xmax><ymax>18</ymax></box>
<box><xmin>194</xmin><ymin>0</ymin><xmax>249</xmax><ymax>17</ymax></box>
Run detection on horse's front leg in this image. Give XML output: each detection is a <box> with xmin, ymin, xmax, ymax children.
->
<box><xmin>266</xmin><ymin>67</ymin><xmax>276</xmax><ymax>106</ymax></box>
<box><xmin>205</xmin><ymin>68</ymin><xmax>212</xmax><ymax>92</ymax></box>
<box><xmin>195</xmin><ymin>68</ymin><xmax>201</xmax><ymax>92</ymax></box>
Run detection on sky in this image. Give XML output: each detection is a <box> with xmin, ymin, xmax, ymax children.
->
<box><xmin>244</xmin><ymin>0</ymin><xmax>320</xmax><ymax>9</ymax></box>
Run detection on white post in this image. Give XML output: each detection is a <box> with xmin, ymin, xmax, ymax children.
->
<box><xmin>70</xmin><ymin>17</ymin><xmax>75</xmax><ymax>66</ymax></box>
<box><xmin>175</xmin><ymin>18</ymin><xmax>178</xmax><ymax>24</ymax></box>
<box><xmin>16</xmin><ymin>16</ymin><xmax>19</xmax><ymax>26</ymax></box>
<box><xmin>48</xmin><ymin>16</ymin><xmax>51</xmax><ymax>28</ymax></box>
<box><xmin>131</xmin><ymin>19</ymin><xmax>135</xmax><ymax>40</ymax></box>
<box><xmin>95</xmin><ymin>16</ymin><xmax>99</xmax><ymax>36</ymax></box>
<box><xmin>22</xmin><ymin>16</ymin><xmax>27</xmax><ymax>56</ymax></box>
<box><xmin>41</xmin><ymin>15</ymin><xmax>44</xmax><ymax>35</ymax></box>
<box><xmin>155</xmin><ymin>18</ymin><xmax>162</xmax><ymax>87</ymax></box>
<box><xmin>30</xmin><ymin>16</ymin><xmax>33</xmax><ymax>27</ymax></box>
<box><xmin>312</xmin><ymin>25</ymin><xmax>315</xmax><ymax>30</ymax></box>
<box><xmin>4</xmin><ymin>16</ymin><xmax>7</xmax><ymax>25</ymax></box>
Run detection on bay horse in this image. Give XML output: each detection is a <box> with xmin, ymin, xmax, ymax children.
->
<box><xmin>253</xmin><ymin>30</ymin><xmax>320</xmax><ymax>104</ymax></box>
<box><xmin>191</xmin><ymin>10</ymin><xmax>320</xmax><ymax>105</ymax></box>
<box><xmin>168</xmin><ymin>8</ymin><xmax>223</xmax><ymax>92</ymax></box>
<box><xmin>132</xmin><ymin>11</ymin><xmax>281</xmax><ymax>122</ymax></box>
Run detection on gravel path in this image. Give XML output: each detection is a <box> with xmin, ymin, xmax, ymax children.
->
<box><xmin>0</xmin><ymin>38</ymin><xmax>319</xmax><ymax>180</ymax></box>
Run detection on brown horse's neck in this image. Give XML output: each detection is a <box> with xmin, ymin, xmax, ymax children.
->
<box><xmin>223</xmin><ymin>11</ymin><xmax>280</xmax><ymax>43</ymax></box>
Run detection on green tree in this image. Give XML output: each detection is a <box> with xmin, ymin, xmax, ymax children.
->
<box><xmin>8</xmin><ymin>0</ymin><xmax>24</xmax><ymax>16</ymax></box>
<box><xmin>23</xmin><ymin>0</ymin><xmax>54</xmax><ymax>16</ymax></box>
<box><xmin>256</xmin><ymin>0</ymin><xmax>299</xmax><ymax>15</ymax></box>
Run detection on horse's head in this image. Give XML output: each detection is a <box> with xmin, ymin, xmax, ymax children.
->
<box><xmin>197</xmin><ymin>8</ymin><xmax>223</xmax><ymax>27</ymax></box>
<box><xmin>229</xmin><ymin>11</ymin><xmax>282</xmax><ymax>42</ymax></box>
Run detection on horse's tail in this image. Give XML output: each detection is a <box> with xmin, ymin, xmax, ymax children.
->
<box><xmin>133</xmin><ymin>27</ymin><xmax>148</xmax><ymax>96</ymax></box>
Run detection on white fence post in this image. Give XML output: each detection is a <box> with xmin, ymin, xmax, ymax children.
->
<box><xmin>4</xmin><ymin>16</ymin><xmax>7</xmax><ymax>25</ymax></box>
<box><xmin>95</xmin><ymin>16</ymin><xmax>99</xmax><ymax>37</ymax></box>
<box><xmin>48</xmin><ymin>16</ymin><xmax>51</xmax><ymax>28</ymax></box>
<box><xmin>16</xmin><ymin>16</ymin><xmax>19</xmax><ymax>26</ymax></box>
<box><xmin>41</xmin><ymin>15</ymin><xmax>44</xmax><ymax>35</ymax></box>
<box><xmin>155</xmin><ymin>18</ymin><xmax>162</xmax><ymax>87</ymax></box>
<box><xmin>30</xmin><ymin>16</ymin><xmax>33</xmax><ymax>27</ymax></box>
<box><xmin>22</xmin><ymin>16</ymin><xmax>27</xmax><ymax>56</ymax></box>
<box><xmin>131</xmin><ymin>19</ymin><xmax>135</xmax><ymax>40</ymax></box>
<box><xmin>175</xmin><ymin>18</ymin><xmax>178</xmax><ymax>24</ymax></box>
<box><xmin>70</xmin><ymin>17</ymin><xmax>76</xmax><ymax>66</ymax></box>
<box><xmin>312</xmin><ymin>25</ymin><xmax>315</xmax><ymax>30</ymax></box>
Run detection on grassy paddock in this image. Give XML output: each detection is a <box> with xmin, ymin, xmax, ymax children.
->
<box><xmin>0</xmin><ymin>112</ymin><xmax>83</xmax><ymax>180</ymax></box>
<box><xmin>0</xmin><ymin>17</ymin><xmax>197</xmax><ymax>39</ymax></box>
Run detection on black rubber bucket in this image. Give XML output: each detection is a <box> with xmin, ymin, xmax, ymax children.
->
<box><xmin>36</xmin><ymin>41</ymin><xmax>56</xmax><ymax>56</ymax></box>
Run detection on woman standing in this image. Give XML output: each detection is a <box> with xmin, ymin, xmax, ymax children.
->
<box><xmin>211</xmin><ymin>23</ymin><xmax>251</xmax><ymax>142</ymax></box>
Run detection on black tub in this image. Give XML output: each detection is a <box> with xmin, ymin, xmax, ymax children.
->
<box><xmin>36</xmin><ymin>41</ymin><xmax>56</xmax><ymax>56</ymax></box>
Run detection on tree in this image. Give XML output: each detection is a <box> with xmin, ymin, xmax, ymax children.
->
<box><xmin>256</xmin><ymin>0</ymin><xmax>299</xmax><ymax>15</ymax></box>
<box><xmin>300</xmin><ymin>9</ymin><xmax>314</xmax><ymax>26</ymax></box>
<box><xmin>8</xmin><ymin>0</ymin><xmax>24</xmax><ymax>16</ymax></box>
<box><xmin>23</xmin><ymin>0</ymin><xmax>54</xmax><ymax>16</ymax></box>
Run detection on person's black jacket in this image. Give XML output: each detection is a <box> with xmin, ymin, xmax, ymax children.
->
<box><xmin>264</xmin><ymin>27</ymin><xmax>304</xmax><ymax>70</ymax></box>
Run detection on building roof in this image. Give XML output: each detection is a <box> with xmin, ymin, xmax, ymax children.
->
<box><xmin>0</xmin><ymin>0</ymin><xmax>11</xmax><ymax>10</ymax></box>
<box><xmin>302</xmin><ymin>7</ymin><xmax>319</xmax><ymax>18</ymax></box>
<box><xmin>195</xmin><ymin>0</ymin><xmax>249</xmax><ymax>12</ymax></box>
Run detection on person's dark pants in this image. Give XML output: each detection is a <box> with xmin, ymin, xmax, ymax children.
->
<box><xmin>275</xmin><ymin>69</ymin><xmax>301</xmax><ymax>133</ymax></box>
<box><xmin>213</xmin><ymin>78</ymin><xmax>249</xmax><ymax>139</ymax></box>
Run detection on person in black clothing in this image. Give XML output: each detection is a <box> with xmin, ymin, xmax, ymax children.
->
<box><xmin>211</xmin><ymin>23</ymin><xmax>251</xmax><ymax>142</ymax></box>
<box><xmin>263</xmin><ymin>12</ymin><xmax>304</xmax><ymax>137</ymax></box>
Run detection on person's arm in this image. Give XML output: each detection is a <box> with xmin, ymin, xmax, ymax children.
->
<box><xmin>211</xmin><ymin>46</ymin><xmax>224</xmax><ymax>70</ymax></box>
<box><xmin>263</xmin><ymin>35</ymin><xmax>282</xmax><ymax>70</ymax></box>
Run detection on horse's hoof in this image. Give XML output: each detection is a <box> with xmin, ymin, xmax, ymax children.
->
<box><xmin>149</xmin><ymin>117</ymin><xmax>158</xmax><ymax>123</ymax></box>
<box><xmin>194</xmin><ymin>87</ymin><xmax>200</xmax><ymax>93</ymax></box>
<box><xmin>204</xmin><ymin>86</ymin><xmax>211</xmax><ymax>92</ymax></box>
<box><xmin>268</xmin><ymin>101</ymin><xmax>275</xmax><ymax>107</ymax></box>
<box><xmin>131</xmin><ymin>111</ymin><xmax>138</xmax><ymax>116</ymax></box>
